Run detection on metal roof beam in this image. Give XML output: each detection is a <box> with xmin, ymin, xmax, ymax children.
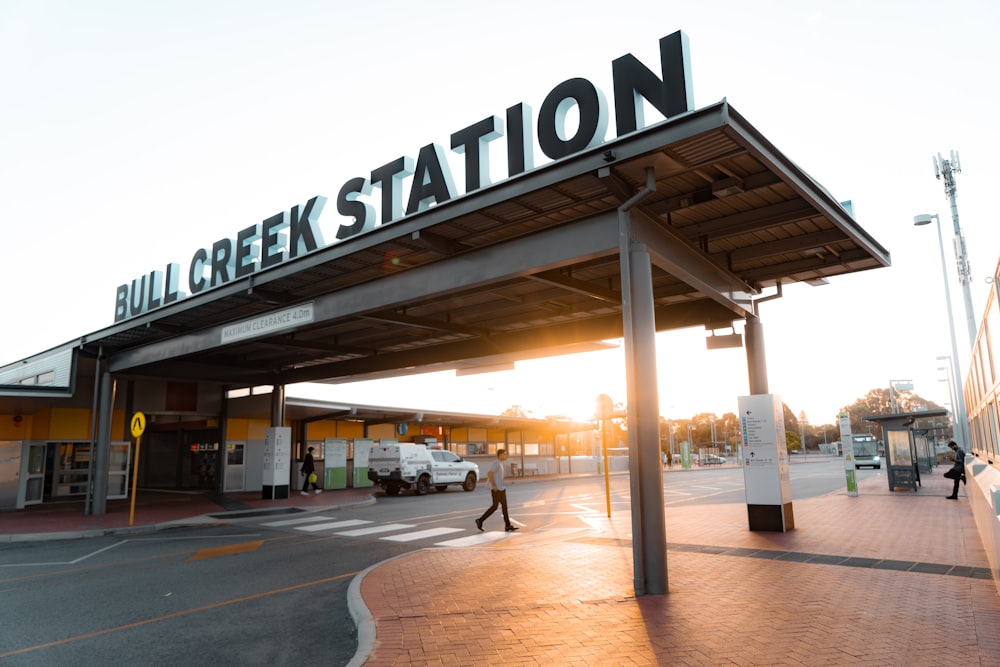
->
<box><xmin>108</xmin><ymin>212</ymin><xmax>621</xmax><ymax>374</ymax></box>
<box><xmin>632</xmin><ymin>209</ymin><xmax>756</xmax><ymax>316</ymax></box>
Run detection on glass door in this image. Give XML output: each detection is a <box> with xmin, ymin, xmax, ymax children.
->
<box><xmin>54</xmin><ymin>442</ymin><xmax>91</xmax><ymax>497</ymax></box>
<box><xmin>108</xmin><ymin>442</ymin><xmax>130</xmax><ymax>500</ymax></box>
<box><xmin>224</xmin><ymin>442</ymin><xmax>245</xmax><ymax>492</ymax></box>
<box><xmin>22</xmin><ymin>443</ymin><xmax>46</xmax><ymax>506</ymax></box>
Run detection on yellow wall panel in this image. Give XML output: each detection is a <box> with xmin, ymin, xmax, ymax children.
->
<box><xmin>248</xmin><ymin>418</ymin><xmax>270</xmax><ymax>440</ymax></box>
<box><xmin>49</xmin><ymin>408</ymin><xmax>93</xmax><ymax>440</ymax></box>
<box><xmin>368</xmin><ymin>423</ymin><xmax>395</xmax><ymax>440</ymax></box>
<box><xmin>227</xmin><ymin>418</ymin><xmax>249</xmax><ymax>440</ymax></box>
<box><xmin>112</xmin><ymin>410</ymin><xmax>126</xmax><ymax>441</ymax></box>
<box><xmin>338</xmin><ymin>421</ymin><xmax>365</xmax><ymax>438</ymax></box>
<box><xmin>0</xmin><ymin>413</ymin><xmax>33</xmax><ymax>440</ymax></box>
<box><xmin>29</xmin><ymin>410</ymin><xmax>50</xmax><ymax>439</ymax></box>
<box><xmin>307</xmin><ymin>420</ymin><xmax>365</xmax><ymax>439</ymax></box>
<box><xmin>308</xmin><ymin>421</ymin><xmax>338</xmax><ymax>439</ymax></box>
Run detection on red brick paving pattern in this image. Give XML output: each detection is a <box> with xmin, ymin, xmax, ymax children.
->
<box><xmin>358</xmin><ymin>474</ymin><xmax>1000</xmax><ymax>666</ymax></box>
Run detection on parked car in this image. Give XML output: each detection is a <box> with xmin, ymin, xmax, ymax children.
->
<box><xmin>703</xmin><ymin>454</ymin><xmax>726</xmax><ymax>465</ymax></box>
<box><xmin>368</xmin><ymin>443</ymin><xmax>479</xmax><ymax>495</ymax></box>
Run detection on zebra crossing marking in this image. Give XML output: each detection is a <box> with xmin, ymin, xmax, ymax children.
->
<box><xmin>335</xmin><ymin>523</ymin><xmax>415</xmax><ymax>537</ymax></box>
<box><xmin>296</xmin><ymin>519</ymin><xmax>371</xmax><ymax>532</ymax></box>
<box><xmin>263</xmin><ymin>515</ymin><xmax>526</xmax><ymax>547</ymax></box>
<box><xmin>382</xmin><ymin>527</ymin><xmax>464</xmax><ymax>542</ymax></box>
<box><xmin>261</xmin><ymin>515</ymin><xmax>338</xmax><ymax>527</ymax></box>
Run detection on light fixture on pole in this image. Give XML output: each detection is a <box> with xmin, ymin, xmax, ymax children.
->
<box><xmin>915</xmin><ymin>212</ymin><xmax>969</xmax><ymax>449</ymax></box>
<box><xmin>889</xmin><ymin>379</ymin><xmax>913</xmax><ymax>413</ymax></box>
<box><xmin>937</xmin><ymin>367</ymin><xmax>955</xmax><ymax>410</ymax></box>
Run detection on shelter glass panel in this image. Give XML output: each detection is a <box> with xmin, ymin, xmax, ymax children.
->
<box><xmin>887</xmin><ymin>431</ymin><xmax>911</xmax><ymax>466</ymax></box>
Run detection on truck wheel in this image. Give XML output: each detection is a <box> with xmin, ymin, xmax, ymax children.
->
<box><xmin>462</xmin><ymin>472</ymin><xmax>477</xmax><ymax>492</ymax></box>
<box><xmin>435</xmin><ymin>485</ymin><xmax>448</xmax><ymax>492</ymax></box>
<box><xmin>385</xmin><ymin>482</ymin><xmax>401</xmax><ymax>496</ymax></box>
<box><xmin>415</xmin><ymin>475</ymin><xmax>431</xmax><ymax>496</ymax></box>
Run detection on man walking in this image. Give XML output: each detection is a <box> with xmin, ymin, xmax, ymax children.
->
<box><xmin>475</xmin><ymin>449</ymin><xmax>518</xmax><ymax>532</ymax></box>
<box><xmin>944</xmin><ymin>440</ymin><xmax>967</xmax><ymax>499</ymax></box>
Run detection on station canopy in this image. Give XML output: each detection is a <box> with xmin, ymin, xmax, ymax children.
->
<box><xmin>6</xmin><ymin>101</ymin><xmax>890</xmax><ymax>405</ymax></box>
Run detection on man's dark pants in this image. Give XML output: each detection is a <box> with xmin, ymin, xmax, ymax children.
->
<box><xmin>480</xmin><ymin>489</ymin><xmax>510</xmax><ymax>527</ymax></box>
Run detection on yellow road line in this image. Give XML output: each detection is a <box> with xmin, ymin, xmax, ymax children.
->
<box><xmin>186</xmin><ymin>540</ymin><xmax>264</xmax><ymax>561</ymax></box>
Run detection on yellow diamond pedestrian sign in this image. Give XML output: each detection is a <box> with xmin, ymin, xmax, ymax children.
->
<box><xmin>131</xmin><ymin>411</ymin><xmax>146</xmax><ymax>438</ymax></box>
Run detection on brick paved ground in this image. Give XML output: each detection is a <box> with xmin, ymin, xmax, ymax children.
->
<box><xmin>3</xmin><ymin>464</ymin><xmax>997</xmax><ymax>665</ymax></box>
<box><xmin>356</xmin><ymin>473</ymin><xmax>1000</xmax><ymax>666</ymax></box>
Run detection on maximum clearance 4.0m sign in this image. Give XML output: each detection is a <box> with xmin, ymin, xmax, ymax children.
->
<box><xmin>114</xmin><ymin>31</ymin><xmax>694</xmax><ymax>323</ymax></box>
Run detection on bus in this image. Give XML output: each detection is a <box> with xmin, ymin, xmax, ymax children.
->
<box><xmin>851</xmin><ymin>434</ymin><xmax>881</xmax><ymax>469</ymax></box>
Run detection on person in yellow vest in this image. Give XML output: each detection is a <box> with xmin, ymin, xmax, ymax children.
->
<box><xmin>300</xmin><ymin>446</ymin><xmax>322</xmax><ymax>496</ymax></box>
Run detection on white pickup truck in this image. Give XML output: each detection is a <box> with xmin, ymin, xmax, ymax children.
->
<box><xmin>367</xmin><ymin>443</ymin><xmax>479</xmax><ymax>496</ymax></box>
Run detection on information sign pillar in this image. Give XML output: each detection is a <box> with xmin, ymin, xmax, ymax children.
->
<box><xmin>739</xmin><ymin>394</ymin><xmax>794</xmax><ymax>532</ymax></box>
<box><xmin>352</xmin><ymin>438</ymin><xmax>374</xmax><ymax>488</ymax></box>
<box><xmin>325</xmin><ymin>438</ymin><xmax>348</xmax><ymax>489</ymax></box>
<box><xmin>839</xmin><ymin>411</ymin><xmax>858</xmax><ymax>496</ymax></box>
<box><xmin>262</xmin><ymin>427</ymin><xmax>291</xmax><ymax>499</ymax></box>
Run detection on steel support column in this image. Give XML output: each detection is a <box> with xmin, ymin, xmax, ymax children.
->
<box><xmin>624</xmin><ymin>241</ymin><xmax>668</xmax><ymax>595</ymax></box>
<box><xmin>745</xmin><ymin>314</ymin><xmax>769</xmax><ymax>395</ymax></box>
<box><xmin>618</xmin><ymin>167</ymin><xmax>667</xmax><ymax>596</ymax></box>
<box><xmin>270</xmin><ymin>384</ymin><xmax>286</xmax><ymax>427</ymax></box>
<box><xmin>90</xmin><ymin>371</ymin><xmax>115</xmax><ymax>515</ymax></box>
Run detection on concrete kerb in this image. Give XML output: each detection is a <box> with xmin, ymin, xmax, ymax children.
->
<box><xmin>346</xmin><ymin>549</ymin><xmax>420</xmax><ymax>667</ymax></box>
<box><xmin>0</xmin><ymin>521</ymin><xmax>223</xmax><ymax>543</ymax></box>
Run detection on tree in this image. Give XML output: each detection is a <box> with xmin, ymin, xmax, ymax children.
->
<box><xmin>501</xmin><ymin>405</ymin><xmax>533</xmax><ymax>418</ymax></box>
<box><xmin>718</xmin><ymin>412</ymin><xmax>740</xmax><ymax>451</ymax></box>
<box><xmin>780</xmin><ymin>403</ymin><xmax>800</xmax><ymax>451</ymax></box>
<box><xmin>839</xmin><ymin>388</ymin><xmax>948</xmax><ymax>440</ymax></box>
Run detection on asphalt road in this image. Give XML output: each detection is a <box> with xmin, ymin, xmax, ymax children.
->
<box><xmin>0</xmin><ymin>457</ymin><xmax>869</xmax><ymax>666</ymax></box>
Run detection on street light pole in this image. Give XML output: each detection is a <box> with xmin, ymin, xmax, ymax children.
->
<box><xmin>797</xmin><ymin>410</ymin><xmax>808</xmax><ymax>456</ymax></box>
<box><xmin>937</xmin><ymin>363</ymin><xmax>957</xmax><ymax>415</ymax></box>
<box><xmin>889</xmin><ymin>379</ymin><xmax>912</xmax><ymax>413</ymax></box>
<box><xmin>933</xmin><ymin>151</ymin><xmax>977</xmax><ymax>348</ymax></box>
<box><xmin>915</xmin><ymin>212</ymin><xmax>968</xmax><ymax>449</ymax></box>
<box><xmin>937</xmin><ymin>357</ymin><xmax>969</xmax><ymax>448</ymax></box>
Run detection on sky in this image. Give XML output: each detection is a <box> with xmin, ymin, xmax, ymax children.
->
<box><xmin>2</xmin><ymin>0</ymin><xmax>999</xmax><ymax>427</ymax></box>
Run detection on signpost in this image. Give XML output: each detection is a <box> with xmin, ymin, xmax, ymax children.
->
<box><xmin>128</xmin><ymin>411</ymin><xmax>146</xmax><ymax>526</ymax></box>
<box><xmin>597</xmin><ymin>394</ymin><xmax>613</xmax><ymax>518</ymax></box>
<box><xmin>839</xmin><ymin>411</ymin><xmax>858</xmax><ymax>496</ymax></box>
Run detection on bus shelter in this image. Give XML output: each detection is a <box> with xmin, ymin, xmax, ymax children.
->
<box><xmin>911</xmin><ymin>428</ymin><xmax>938</xmax><ymax>474</ymax></box>
<box><xmin>865</xmin><ymin>410</ymin><xmax>948</xmax><ymax>491</ymax></box>
<box><xmin>919</xmin><ymin>425</ymin><xmax>952</xmax><ymax>464</ymax></box>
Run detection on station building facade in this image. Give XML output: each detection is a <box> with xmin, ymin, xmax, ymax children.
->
<box><xmin>0</xmin><ymin>30</ymin><xmax>896</xmax><ymax>593</ymax></box>
<box><xmin>958</xmin><ymin>257</ymin><xmax>1000</xmax><ymax>594</ymax></box>
<box><xmin>0</xmin><ymin>369</ymin><xmax>599</xmax><ymax>509</ymax></box>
